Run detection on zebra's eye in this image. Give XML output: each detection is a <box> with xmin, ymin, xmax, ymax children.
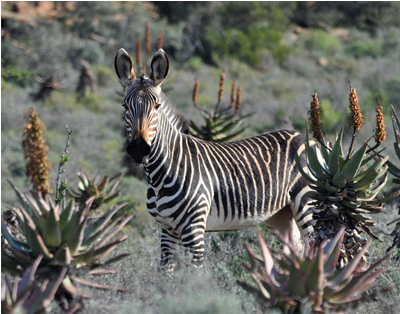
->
<box><xmin>122</xmin><ymin>103</ymin><xmax>128</xmax><ymax>110</ymax></box>
<box><xmin>155</xmin><ymin>103</ymin><xmax>161</xmax><ymax>110</ymax></box>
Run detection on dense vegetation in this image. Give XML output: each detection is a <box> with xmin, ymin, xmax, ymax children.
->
<box><xmin>2</xmin><ymin>2</ymin><xmax>400</xmax><ymax>313</ymax></box>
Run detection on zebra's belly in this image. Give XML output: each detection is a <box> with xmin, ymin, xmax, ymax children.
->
<box><xmin>205</xmin><ymin>201</ymin><xmax>274</xmax><ymax>231</ymax></box>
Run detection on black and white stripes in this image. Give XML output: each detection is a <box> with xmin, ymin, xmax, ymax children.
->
<box><xmin>115</xmin><ymin>48</ymin><xmax>314</xmax><ymax>270</ymax></box>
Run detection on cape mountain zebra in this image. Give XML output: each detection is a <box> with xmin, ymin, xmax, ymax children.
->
<box><xmin>114</xmin><ymin>48</ymin><xmax>314</xmax><ymax>270</ymax></box>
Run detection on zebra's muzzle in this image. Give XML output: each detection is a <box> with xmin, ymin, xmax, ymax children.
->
<box><xmin>126</xmin><ymin>137</ymin><xmax>151</xmax><ymax>164</ymax></box>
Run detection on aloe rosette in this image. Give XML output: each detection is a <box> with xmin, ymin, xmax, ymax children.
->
<box><xmin>69</xmin><ymin>172</ymin><xmax>124</xmax><ymax>210</ymax></box>
<box><xmin>295</xmin><ymin>128</ymin><xmax>400</xmax><ymax>265</ymax></box>
<box><xmin>1</xmin><ymin>181</ymin><xmax>133</xmax><ymax>301</ymax></box>
<box><xmin>237</xmin><ymin>228</ymin><xmax>390</xmax><ymax>313</ymax></box>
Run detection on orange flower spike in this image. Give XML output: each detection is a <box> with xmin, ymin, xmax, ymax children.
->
<box><xmin>145</xmin><ymin>23</ymin><xmax>151</xmax><ymax>53</ymax></box>
<box><xmin>349</xmin><ymin>85</ymin><xmax>364</xmax><ymax>132</ymax></box>
<box><xmin>308</xmin><ymin>91</ymin><xmax>323</xmax><ymax>141</ymax></box>
<box><xmin>193</xmin><ymin>79</ymin><xmax>199</xmax><ymax>105</ymax></box>
<box><xmin>136</xmin><ymin>36</ymin><xmax>142</xmax><ymax>66</ymax></box>
<box><xmin>157</xmin><ymin>31</ymin><xmax>163</xmax><ymax>50</ymax></box>
<box><xmin>235</xmin><ymin>87</ymin><xmax>242</xmax><ymax>114</ymax></box>
<box><xmin>374</xmin><ymin>98</ymin><xmax>386</xmax><ymax>144</ymax></box>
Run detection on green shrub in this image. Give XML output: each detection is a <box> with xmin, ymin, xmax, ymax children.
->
<box><xmin>94</xmin><ymin>65</ymin><xmax>116</xmax><ymax>87</ymax></box>
<box><xmin>305</xmin><ymin>30</ymin><xmax>343</xmax><ymax>56</ymax></box>
<box><xmin>78</xmin><ymin>93</ymin><xmax>105</xmax><ymax>113</ymax></box>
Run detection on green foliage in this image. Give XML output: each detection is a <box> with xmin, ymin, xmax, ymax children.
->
<box><xmin>94</xmin><ymin>65</ymin><xmax>116</xmax><ymax>87</ymax></box>
<box><xmin>77</xmin><ymin>93</ymin><xmax>106</xmax><ymax>113</ymax></box>
<box><xmin>238</xmin><ymin>229</ymin><xmax>390</xmax><ymax>313</ymax></box>
<box><xmin>305</xmin><ymin>30</ymin><xmax>343</xmax><ymax>56</ymax></box>
<box><xmin>346</xmin><ymin>31</ymin><xmax>383</xmax><ymax>58</ymax></box>
<box><xmin>1</xmin><ymin>59</ymin><xmax>34</xmax><ymax>87</ymax></box>
<box><xmin>319</xmin><ymin>100</ymin><xmax>344</xmax><ymax>135</ymax></box>
<box><xmin>187</xmin><ymin>56</ymin><xmax>204</xmax><ymax>72</ymax></box>
<box><xmin>204</xmin><ymin>2</ymin><xmax>294</xmax><ymax>67</ymax></box>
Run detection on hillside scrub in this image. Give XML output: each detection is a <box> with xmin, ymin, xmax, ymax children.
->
<box><xmin>2</xmin><ymin>2</ymin><xmax>400</xmax><ymax>313</ymax></box>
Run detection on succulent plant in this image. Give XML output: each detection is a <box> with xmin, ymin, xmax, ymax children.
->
<box><xmin>386</xmin><ymin>105</ymin><xmax>400</xmax><ymax>259</ymax></box>
<box><xmin>190</xmin><ymin>73</ymin><xmax>252</xmax><ymax>142</ymax></box>
<box><xmin>69</xmin><ymin>171</ymin><xmax>124</xmax><ymax>210</ymax></box>
<box><xmin>1</xmin><ymin>181</ymin><xmax>132</xmax><ymax>305</ymax></box>
<box><xmin>1</xmin><ymin>255</ymin><xmax>66</xmax><ymax>314</ymax></box>
<box><xmin>237</xmin><ymin>228</ymin><xmax>390</xmax><ymax>313</ymax></box>
<box><xmin>298</xmin><ymin>90</ymin><xmax>400</xmax><ymax>267</ymax></box>
<box><xmin>387</xmin><ymin>105</ymin><xmax>400</xmax><ymax>183</ymax></box>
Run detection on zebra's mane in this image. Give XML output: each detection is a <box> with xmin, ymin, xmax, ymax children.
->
<box><xmin>159</xmin><ymin>92</ymin><xmax>190</xmax><ymax>135</ymax></box>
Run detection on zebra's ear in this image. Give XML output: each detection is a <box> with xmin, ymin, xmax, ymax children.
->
<box><xmin>150</xmin><ymin>49</ymin><xmax>169</xmax><ymax>87</ymax></box>
<box><xmin>114</xmin><ymin>48</ymin><xmax>136</xmax><ymax>87</ymax></box>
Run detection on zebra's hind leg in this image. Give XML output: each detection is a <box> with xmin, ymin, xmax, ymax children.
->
<box><xmin>265</xmin><ymin>205</ymin><xmax>302</xmax><ymax>250</ymax></box>
<box><xmin>160</xmin><ymin>227</ymin><xmax>183</xmax><ymax>272</ymax></box>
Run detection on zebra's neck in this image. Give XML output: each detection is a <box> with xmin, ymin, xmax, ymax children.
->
<box><xmin>144</xmin><ymin>104</ymin><xmax>187</xmax><ymax>185</ymax></box>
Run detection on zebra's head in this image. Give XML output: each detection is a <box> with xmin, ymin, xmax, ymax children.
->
<box><xmin>114</xmin><ymin>48</ymin><xmax>169</xmax><ymax>163</ymax></box>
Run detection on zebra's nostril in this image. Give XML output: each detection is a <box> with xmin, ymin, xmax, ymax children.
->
<box><xmin>126</xmin><ymin>142</ymin><xmax>135</xmax><ymax>157</ymax></box>
<box><xmin>127</xmin><ymin>138</ymin><xmax>151</xmax><ymax>163</ymax></box>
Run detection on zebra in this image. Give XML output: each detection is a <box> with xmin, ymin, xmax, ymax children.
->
<box><xmin>114</xmin><ymin>48</ymin><xmax>314</xmax><ymax>270</ymax></box>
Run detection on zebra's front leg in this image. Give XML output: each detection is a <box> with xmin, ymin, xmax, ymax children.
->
<box><xmin>181</xmin><ymin>216</ymin><xmax>207</xmax><ymax>267</ymax></box>
<box><xmin>160</xmin><ymin>227</ymin><xmax>183</xmax><ymax>272</ymax></box>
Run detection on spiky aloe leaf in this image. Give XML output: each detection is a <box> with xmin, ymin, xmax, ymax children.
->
<box><xmin>18</xmin><ymin>207</ymin><xmax>53</xmax><ymax>260</ymax></box>
<box><xmin>83</xmin><ymin>202</ymin><xmax>129</xmax><ymax>241</ymax></box>
<box><xmin>67</xmin><ymin>214</ymin><xmax>89</xmax><ymax>256</ymax></box>
<box><xmin>294</xmin><ymin>153</ymin><xmax>317</xmax><ymax>184</ymax></box>
<box><xmin>73</xmin><ymin>234</ymin><xmax>129</xmax><ymax>266</ymax></box>
<box><xmin>89</xmin><ymin>253</ymin><xmax>131</xmax><ymax>270</ymax></box>
<box><xmin>305</xmin><ymin>131</ymin><xmax>327</xmax><ymax>181</ymax></box>
<box><xmin>305</xmin><ymin>244</ymin><xmax>324</xmax><ymax>294</ymax></box>
<box><xmin>328</xmin><ymin>128</ymin><xmax>343</xmax><ymax>174</ymax></box>
<box><xmin>17</xmin><ymin>255</ymin><xmax>43</xmax><ymax>298</ymax></box>
<box><xmin>327</xmin><ymin>239</ymin><xmax>372</xmax><ymax>287</ymax></box>
<box><xmin>61</xmin><ymin>197</ymin><xmax>92</xmax><ymax>242</ymax></box>
<box><xmin>323</xmin><ymin>228</ymin><xmax>345</xmax><ymax>274</ymax></box>
<box><xmin>59</xmin><ymin>198</ymin><xmax>75</xmax><ymax>230</ymax></box>
<box><xmin>214</xmin><ymin>127</ymin><xmax>246</xmax><ymax>142</ymax></box>
<box><xmin>95</xmin><ymin>214</ymin><xmax>133</xmax><ymax>248</ymax></box>
<box><xmin>328</xmin><ymin>256</ymin><xmax>388</xmax><ymax>304</ymax></box>
<box><xmin>43</xmin><ymin>205</ymin><xmax>62</xmax><ymax>248</ymax></box>
<box><xmin>340</xmin><ymin>141</ymin><xmax>369</xmax><ymax>181</ymax></box>
<box><xmin>51</xmin><ymin>246</ymin><xmax>72</xmax><ymax>266</ymax></box>
<box><xmin>26</xmin><ymin>267</ymin><xmax>67</xmax><ymax>314</ymax></box>
<box><xmin>8</xmin><ymin>180</ymin><xmax>31</xmax><ymax>214</ymax></box>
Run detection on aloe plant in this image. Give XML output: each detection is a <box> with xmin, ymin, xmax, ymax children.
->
<box><xmin>298</xmin><ymin>90</ymin><xmax>400</xmax><ymax>266</ymax></box>
<box><xmin>1</xmin><ymin>181</ymin><xmax>132</xmax><ymax>304</ymax></box>
<box><xmin>387</xmin><ymin>105</ymin><xmax>400</xmax><ymax>183</ymax></box>
<box><xmin>1</xmin><ymin>255</ymin><xmax>66</xmax><ymax>314</ymax></box>
<box><xmin>386</xmin><ymin>105</ymin><xmax>400</xmax><ymax>259</ymax></box>
<box><xmin>237</xmin><ymin>228</ymin><xmax>390</xmax><ymax>313</ymax></box>
<box><xmin>190</xmin><ymin>73</ymin><xmax>252</xmax><ymax>142</ymax></box>
<box><xmin>69</xmin><ymin>171</ymin><xmax>124</xmax><ymax>210</ymax></box>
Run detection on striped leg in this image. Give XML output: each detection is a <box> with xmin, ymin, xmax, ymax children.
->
<box><xmin>181</xmin><ymin>218</ymin><xmax>206</xmax><ymax>267</ymax></box>
<box><xmin>160</xmin><ymin>227</ymin><xmax>182</xmax><ymax>271</ymax></box>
